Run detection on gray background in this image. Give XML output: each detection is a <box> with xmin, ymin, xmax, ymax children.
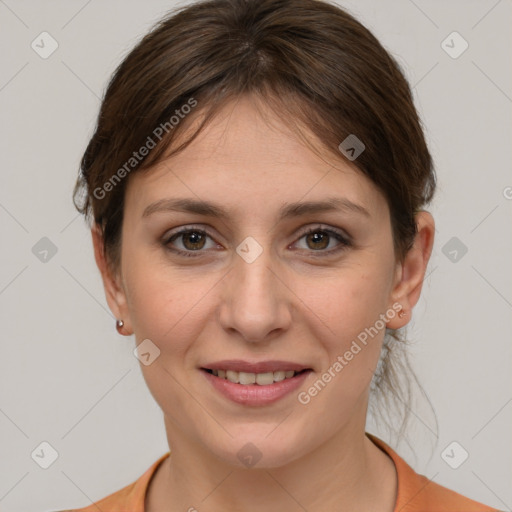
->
<box><xmin>0</xmin><ymin>0</ymin><xmax>511</xmax><ymax>510</ymax></box>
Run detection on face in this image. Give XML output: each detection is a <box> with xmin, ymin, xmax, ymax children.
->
<box><xmin>106</xmin><ymin>94</ymin><xmax>408</xmax><ymax>468</ymax></box>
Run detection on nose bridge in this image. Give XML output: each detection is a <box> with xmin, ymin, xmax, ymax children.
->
<box><xmin>219</xmin><ymin>239</ymin><xmax>290</xmax><ymax>342</ymax></box>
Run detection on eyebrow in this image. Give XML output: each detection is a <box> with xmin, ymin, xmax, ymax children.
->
<box><xmin>142</xmin><ymin>196</ymin><xmax>371</xmax><ymax>220</ymax></box>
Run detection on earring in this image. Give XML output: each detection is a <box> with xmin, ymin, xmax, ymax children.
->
<box><xmin>116</xmin><ymin>319</ymin><xmax>125</xmax><ymax>334</ymax></box>
<box><xmin>398</xmin><ymin>309</ymin><xmax>407</xmax><ymax>318</ymax></box>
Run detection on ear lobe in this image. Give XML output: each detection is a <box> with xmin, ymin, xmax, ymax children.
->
<box><xmin>386</xmin><ymin>211</ymin><xmax>435</xmax><ymax>329</ymax></box>
<box><xmin>91</xmin><ymin>225</ymin><xmax>133</xmax><ymax>335</ymax></box>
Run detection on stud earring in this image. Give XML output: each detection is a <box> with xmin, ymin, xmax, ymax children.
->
<box><xmin>398</xmin><ymin>309</ymin><xmax>407</xmax><ymax>318</ymax></box>
<box><xmin>116</xmin><ymin>319</ymin><xmax>125</xmax><ymax>334</ymax></box>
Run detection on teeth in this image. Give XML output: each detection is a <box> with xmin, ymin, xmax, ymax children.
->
<box><xmin>256</xmin><ymin>372</ymin><xmax>275</xmax><ymax>385</ymax></box>
<box><xmin>273</xmin><ymin>371</ymin><xmax>286</xmax><ymax>382</ymax></box>
<box><xmin>226</xmin><ymin>370</ymin><xmax>239</xmax><ymax>383</ymax></box>
<box><xmin>209</xmin><ymin>369</ymin><xmax>302</xmax><ymax>385</ymax></box>
<box><xmin>239</xmin><ymin>372</ymin><xmax>256</xmax><ymax>385</ymax></box>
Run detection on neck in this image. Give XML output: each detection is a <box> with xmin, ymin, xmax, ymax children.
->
<box><xmin>146</xmin><ymin>420</ymin><xmax>397</xmax><ymax>512</ymax></box>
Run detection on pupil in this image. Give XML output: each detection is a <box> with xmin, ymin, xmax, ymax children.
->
<box><xmin>185</xmin><ymin>232</ymin><xmax>204</xmax><ymax>249</ymax></box>
<box><xmin>308</xmin><ymin>231</ymin><xmax>328</xmax><ymax>250</ymax></box>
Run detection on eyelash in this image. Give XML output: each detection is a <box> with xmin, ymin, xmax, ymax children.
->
<box><xmin>162</xmin><ymin>225</ymin><xmax>352</xmax><ymax>259</ymax></box>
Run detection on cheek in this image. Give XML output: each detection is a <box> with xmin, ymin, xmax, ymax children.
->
<box><xmin>122</xmin><ymin>247</ymin><xmax>218</xmax><ymax>353</ymax></box>
<box><xmin>298</xmin><ymin>264</ymin><xmax>392</xmax><ymax>388</ymax></box>
<box><xmin>128</xmin><ymin>272</ymin><xmax>204</xmax><ymax>338</ymax></box>
<box><xmin>122</xmin><ymin>256</ymin><xmax>215</xmax><ymax>413</ymax></box>
<box><xmin>304</xmin><ymin>266</ymin><xmax>391</xmax><ymax>340</ymax></box>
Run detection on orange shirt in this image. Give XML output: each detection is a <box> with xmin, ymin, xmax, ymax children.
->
<box><xmin>63</xmin><ymin>433</ymin><xmax>499</xmax><ymax>511</ymax></box>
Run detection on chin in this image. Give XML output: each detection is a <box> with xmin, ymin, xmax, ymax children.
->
<box><xmin>209</xmin><ymin>428</ymin><xmax>307</xmax><ymax>469</ymax></box>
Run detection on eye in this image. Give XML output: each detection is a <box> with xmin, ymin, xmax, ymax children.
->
<box><xmin>162</xmin><ymin>224</ymin><xmax>352</xmax><ymax>259</ymax></box>
<box><xmin>293</xmin><ymin>226</ymin><xmax>351</xmax><ymax>256</ymax></box>
<box><xmin>163</xmin><ymin>227</ymin><xmax>219</xmax><ymax>257</ymax></box>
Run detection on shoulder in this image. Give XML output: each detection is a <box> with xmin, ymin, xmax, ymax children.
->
<box><xmin>366</xmin><ymin>433</ymin><xmax>501</xmax><ymax>512</ymax></box>
<box><xmin>402</xmin><ymin>470</ymin><xmax>500</xmax><ymax>511</ymax></box>
<box><xmin>58</xmin><ymin>452</ymin><xmax>171</xmax><ymax>512</ymax></box>
<box><xmin>57</xmin><ymin>480</ymin><xmax>139</xmax><ymax>512</ymax></box>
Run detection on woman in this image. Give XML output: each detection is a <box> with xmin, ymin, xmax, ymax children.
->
<box><xmin>66</xmin><ymin>0</ymin><xmax>500</xmax><ymax>510</ymax></box>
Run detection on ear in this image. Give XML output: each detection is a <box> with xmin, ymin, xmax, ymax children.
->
<box><xmin>386</xmin><ymin>211</ymin><xmax>435</xmax><ymax>329</ymax></box>
<box><xmin>91</xmin><ymin>224</ymin><xmax>133</xmax><ymax>335</ymax></box>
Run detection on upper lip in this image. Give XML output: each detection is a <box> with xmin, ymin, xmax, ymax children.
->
<box><xmin>201</xmin><ymin>360</ymin><xmax>312</xmax><ymax>374</ymax></box>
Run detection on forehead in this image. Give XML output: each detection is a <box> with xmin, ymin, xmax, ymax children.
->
<box><xmin>124</xmin><ymin>95</ymin><xmax>388</xmax><ymax>221</ymax></box>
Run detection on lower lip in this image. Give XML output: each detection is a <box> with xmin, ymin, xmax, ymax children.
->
<box><xmin>201</xmin><ymin>369</ymin><xmax>312</xmax><ymax>406</ymax></box>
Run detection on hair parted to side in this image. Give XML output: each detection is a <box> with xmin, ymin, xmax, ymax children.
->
<box><xmin>73</xmin><ymin>0</ymin><xmax>438</xmax><ymax>447</ymax></box>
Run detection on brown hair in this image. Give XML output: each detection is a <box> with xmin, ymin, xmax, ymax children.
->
<box><xmin>74</xmin><ymin>0</ymin><xmax>437</xmax><ymax>445</ymax></box>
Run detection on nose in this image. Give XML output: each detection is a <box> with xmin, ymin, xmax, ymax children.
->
<box><xmin>218</xmin><ymin>245</ymin><xmax>292</xmax><ymax>343</ymax></box>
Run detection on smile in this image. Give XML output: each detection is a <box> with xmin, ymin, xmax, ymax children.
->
<box><xmin>204</xmin><ymin>368</ymin><xmax>307</xmax><ymax>385</ymax></box>
<box><xmin>201</xmin><ymin>367</ymin><xmax>313</xmax><ymax>406</ymax></box>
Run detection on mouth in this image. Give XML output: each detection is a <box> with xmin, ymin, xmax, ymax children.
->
<box><xmin>200</xmin><ymin>366</ymin><xmax>313</xmax><ymax>406</ymax></box>
<box><xmin>199</xmin><ymin>359</ymin><xmax>314</xmax><ymax>405</ymax></box>
<box><xmin>201</xmin><ymin>367</ymin><xmax>311</xmax><ymax>386</ymax></box>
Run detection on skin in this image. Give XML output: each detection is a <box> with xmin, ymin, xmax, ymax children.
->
<box><xmin>92</xmin><ymin>94</ymin><xmax>435</xmax><ymax>512</ymax></box>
